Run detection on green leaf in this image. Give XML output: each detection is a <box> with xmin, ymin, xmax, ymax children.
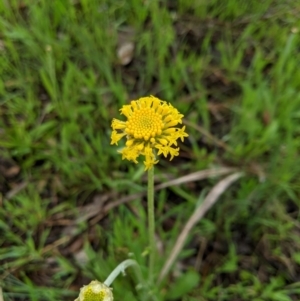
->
<box><xmin>166</xmin><ymin>270</ymin><xmax>200</xmax><ymax>300</ymax></box>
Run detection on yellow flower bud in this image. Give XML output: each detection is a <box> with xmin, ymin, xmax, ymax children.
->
<box><xmin>74</xmin><ymin>280</ymin><xmax>113</xmax><ymax>301</ymax></box>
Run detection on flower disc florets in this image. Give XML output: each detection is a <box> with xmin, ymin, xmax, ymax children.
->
<box><xmin>111</xmin><ymin>96</ymin><xmax>188</xmax><ymax>170</ymax></box>
<box><xmin>74</xmin><ymin>280</ymin><xmax>113</xmax><ymax>301</ymax></box>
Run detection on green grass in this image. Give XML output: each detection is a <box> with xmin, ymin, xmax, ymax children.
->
<box><xmin>1</xmin><ymin>0</ymin><xmax>300</xmax><ymax>300</ymax></box>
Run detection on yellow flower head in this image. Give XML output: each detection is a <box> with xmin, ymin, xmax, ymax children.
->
<box><xmin>111</xmin><ymin>96</ymin><xmax>188</xmax><ymax>170</ymax></box>
<box><xmin>74</xmin><ymin>280</ymin><xmax>113</xmax><ymax>301</ymax></box>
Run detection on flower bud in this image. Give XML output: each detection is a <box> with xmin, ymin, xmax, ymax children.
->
<box><xmin>74</xmin><ymin>280</ymin><xmax>113</xmax><ymax>301</ymax></box>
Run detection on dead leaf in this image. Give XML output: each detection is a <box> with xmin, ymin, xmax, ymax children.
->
<box><xmin>1</xmin><ymin>165</ymin><xmax>20</xmax><ymax>177</ymax></box>
<box><xmin>117</xmin><ymin>42</ymin><xmax>135</xmax><ymax>65</ymax></box>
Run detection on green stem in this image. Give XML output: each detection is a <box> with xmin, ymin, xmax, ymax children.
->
<box><xmin>147</xmin><ymin>166</ymin><xmax>155</xmax><ymax>282</ymax></box>
<box><xmin>104</xmin><ymin>259</ymin><xmax>138</xmax><ymax>287</ymax></box>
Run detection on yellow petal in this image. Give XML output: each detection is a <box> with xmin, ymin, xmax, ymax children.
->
<box><xmin>164</xmin><ymin>120</ymin><xmax>178</xmax><ymax>128</ymax></box>
<box><xmin>111</xmin><ymin>130</ymin><xmax>126</xmax><ymax>145</ymax></box>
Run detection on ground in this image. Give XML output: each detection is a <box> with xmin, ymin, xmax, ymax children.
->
<box><xmin>1</xmin><ymin>1</ymin><xmax>300</xmax><ymax>300</ymax></box>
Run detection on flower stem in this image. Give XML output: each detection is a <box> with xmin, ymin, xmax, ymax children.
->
<box><xmin>147</xmin><ymin>166</ymin><xmax>155</xmax><ymax>281</ymax></box>
<box><xmin>104</xmin><ymin>259</ymin><xmax>138</xmax><ymax>287</ymax></box>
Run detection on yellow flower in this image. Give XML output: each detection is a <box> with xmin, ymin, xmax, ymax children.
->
<box><xmin>111</xmin><ymin>96</ymin><xmax>188</xmax><ymax>170</ymax></box>
<box><xmin>74</xmin><ymin>280</ymin><xmax>113</xmax><ymax>301</ymax></box>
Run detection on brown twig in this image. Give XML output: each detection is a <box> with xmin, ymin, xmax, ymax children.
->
<box><xmin>102</xmin><ymin>167</ymin><xmax>236</xmax><ymax>215</ymax></box>
<box><xmin>158</xmin><ymin>171</ymin><xmax>244</xmax><ymax>283</ymax></box>
<box><xmin>154</xmin><ymin>167</ymin><xmax>236</xmax><ymax>191</ymax></box>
